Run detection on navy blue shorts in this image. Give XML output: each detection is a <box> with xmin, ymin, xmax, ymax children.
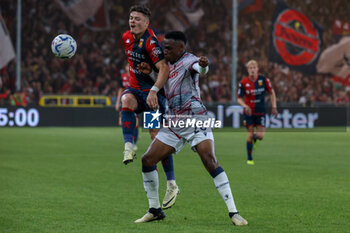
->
<box><xmin>243</xmin><ymin>114</ymin><xmax>266</xmax><ymax>128</ymax></box>
<box><xmin>122</xmin><ymin>87</ymin><xmax>167</xmax><ymax>114</ymax></box>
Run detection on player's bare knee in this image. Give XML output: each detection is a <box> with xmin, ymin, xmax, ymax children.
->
<box><xmin>142</xmin><ymin>153</ymin><xmax>156</xmax><ymax>167</ymax></box>
<box><xmin>247</xmin><ymin>135</ymin><xmax>254</xmax><ymax>142</ymax></box>
<box><xmin>148</xmin><ymin>129</ymin><xmax>158</xmax><ymax>140</ymax></box>
<box><xmin>257</xmin><ymin>133</ymin><xmax>264</xmax><ymax>140</ymax></box>
<box><xmin>121</xmin><ymin>94</ymin><xmax>137</xmax><ymax>110</ymax></box>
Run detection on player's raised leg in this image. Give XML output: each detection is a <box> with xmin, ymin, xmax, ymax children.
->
<box><xmin>135</xmin><ymin>139</ymin><xmax>175</xmax><ymax>223</ymax></box>
<box><xmin>121</xmin><ymin>93</ymin><xmax>138</xmax><ymax>164</ymax></box>
<box><xmin>132</xmin><ymin>116</ymin><xmax>139</xmax><ymax>151</ymax></box>
<box><xmin>256</xmin><ymin>125</ymin><xmax>265</xmax><ymax>141</ymax></box>
<box><xmin>195</xmin><ymin>139</ymin><xmax>248</xmax><ymax>226</ymax></box>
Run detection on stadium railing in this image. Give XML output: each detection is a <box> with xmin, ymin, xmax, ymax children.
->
<box><xmin>39</xmin><ymin>95</ymin><xmax>112</xmax><ymax>107</ymax></box>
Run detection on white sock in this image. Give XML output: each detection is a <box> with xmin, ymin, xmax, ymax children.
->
<box><xmin>213</xmin><ymin>171</ymin><xmax>238</xmax><ymax>213</ymax></box>
<box><xmin>142</xmin><ymin>170</ymin><xmax>160</xmax><ymax>209</ymax></box>
<box><xmin>125</xmin><ymin>142</ymin><xmax>133</xmax><ymax>150</ymax></box>
<box><xmin>167</xmin><ymin>180</ymin><xmax>176</xmax><ymax>188</ymax></box>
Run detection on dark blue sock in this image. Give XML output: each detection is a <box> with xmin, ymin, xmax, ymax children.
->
<box><xmin>253</xmin><ymin>134</ymin><xmax>257</xmax><ymax>142</ymax></box>
<box><xmin>121</xmin><ymin>108</ymin><xmax>136</xmax><ymax>143</ymax></box>
<box><xmin>247</xmin><ymin>141</ymin><xmax>253</xmax><ymax>160</ymax></box>
<box><xmin>161</xmin><ymin>154</ymin><xmax>175</xmax><ymax>180</ymax></box>
<box><xmin>142</xmin><ymin>165</ymin><xmax>157</xmax><ymax>172</ymax></box>
<box><xmin>133</xmin><ymin>125</ymin><xmax>139</xmax><ymax>144</ymax></box>
<box><xmin>209</xmin><ymin>166</ymin><xmax>224</xmax><ymax>178</ymax></box>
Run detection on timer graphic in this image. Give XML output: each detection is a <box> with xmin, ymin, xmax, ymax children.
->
<box><xmin>0</xmin><ymin>108</ymin><xmax>40</xmax><ymax>127</ymax></box>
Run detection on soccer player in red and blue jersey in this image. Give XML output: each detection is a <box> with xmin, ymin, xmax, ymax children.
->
<box><xmin>237</xmin><ymin>60</ymin><xmax>278</xmax><ymax>165</ymax></box>
<box><xmin>116</xmin><ymin>63</ymin><xmax>139</xmax><ymax>145</ymax></box>
<box><xmin>121</xmin><ymin>5</ymin><xmax>179</xmax><ymax>209</ymax></box>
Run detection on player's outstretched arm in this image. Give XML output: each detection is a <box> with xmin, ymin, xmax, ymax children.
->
<box><xmin>193</xmin><ymin>56</ymin><xmax>209</xmax><ymax>75</ymax></box>
<box><xmin>147</xmin><ymin>59</ymin><xmax>169</xmax><ymax>110</ymax></box>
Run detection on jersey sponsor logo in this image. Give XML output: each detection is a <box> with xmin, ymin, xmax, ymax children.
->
<box><xmin>152</xmin><ymin>47</ymin><xmax>162</xmax><ymax>58</ymax></box>
<box><xmin>250</xmin><ymin>99</ymin><xmax>262</xmax><ymax>103</ymax></box>
<box><xmin>169</xmin><ymin>71</ymin><xmax>179</xmax><ymax>79</ymax></box>
<box><xmin>127</xmin><ymin>50</ymin><xmax>146</xmax><ymax>59</ymax></box>
<box><xmin>249</xmin><ymin>87</ymin><xmax>265</xmax><ymax>95</ymax></box>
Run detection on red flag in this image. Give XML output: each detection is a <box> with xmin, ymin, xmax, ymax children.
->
<box><xmin>333</xmin><ymin>19</ymin><xmax>350</xmax><ymax>36</ymax></box>
<box><xmin>241</xmin><ymin>0</ymin><xmax>262</xmax><ymax>14</ymax></box>
<box><xmin>269</xmin><ymin>1</ymin><xmax>323</xmax><ymax>74</ymax></box>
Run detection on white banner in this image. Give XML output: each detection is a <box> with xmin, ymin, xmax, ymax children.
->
<box><xmin>0</xmin><ymin>14</ymin><xmax>15</xmax><ymax>69</ymax></box>
<box><xmin>55</xmin><ymin>0</ymin><xmax>103</xmax><ymax>25</ymax></box>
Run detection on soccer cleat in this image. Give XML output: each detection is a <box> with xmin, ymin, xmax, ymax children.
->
<box><xmin>247</xmin><ymin>160</ymin><xmax>255</xmax><ymax>165</ymax></box>
<box><xmin>123</xmin><ymin>149</ymin><xmax>136</xmax><ymax>165</ymax></box>
<box><xmin>253</xmin><ymin>139</ymin><xmax>258</xmax><ymax>150</ymax></box>
<box><xmin>123</xmin><ymin>142</ymin><xmax>137</xmax><ymax>165</ymax></box>
<box><xmin>229</xmin><ymin>212</ymin><xmax>248</xmax><ymax>226</ymax></box>
<box><xmin>134</xmin><ymin>208</ymin><xmax>166</xmax><ymax>223</ymax></box>
<box><xmin>162</xmin><ymin>184</ymin><xmax>180</xmax><ymax>209</ymax></box>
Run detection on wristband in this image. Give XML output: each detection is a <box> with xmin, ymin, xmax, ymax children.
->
<box><xmin>193</xmin><ymin>62</ymin><xmax>209</xmax><ymax>75</ymax></box>
<box><xmin>150</xmin><ymin>85</ymin><xmax>159</xmax><ymax>93</ymax></box>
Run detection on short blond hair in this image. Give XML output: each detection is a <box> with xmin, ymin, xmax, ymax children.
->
<box><xmin>246</xmin><ymin>60</ymin><xmax>258</xmax><ymax>68</ymax></box>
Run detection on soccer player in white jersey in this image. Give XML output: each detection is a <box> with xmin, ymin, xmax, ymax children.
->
<box><xmin>134</xmin><ymin>31</ymin><xmax>248</xmax><ymax>226</ymax></box>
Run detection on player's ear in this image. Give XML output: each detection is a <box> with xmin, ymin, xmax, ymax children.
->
<box><xmin>179</xmin><ymin>42</ymin><xmax>185</xmax><ymax>51</ymax></box>
<box><xmin>145</xmin><ymin>18</ymin><xmax>150</xmax><ymax>26</ymax></box>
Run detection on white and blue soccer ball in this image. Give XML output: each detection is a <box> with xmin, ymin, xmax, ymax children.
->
<box><xmin>51</xmin><ymin>34</ymin><xmax>77</xmax><ymax>59</ymax></box>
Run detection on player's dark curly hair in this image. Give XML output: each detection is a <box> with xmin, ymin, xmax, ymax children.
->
<box><xmin>165</xmin><ymin>31</ymin><xmax>187</xmax><ymax>45</ymax></box>
<box><xmin>129</xmin><ymin>5</ymin><xmax>151</xmax><ymax>18</ymax></box>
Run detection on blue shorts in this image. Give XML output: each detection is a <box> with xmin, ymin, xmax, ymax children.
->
<box><xmin>243</xmin><ymin>114</ymin><xmax>266</xmax><ymax>128</ymax></box>
<box><xmin>122</xmin><ymin>87</ymin><xmax>167</xmax><ymax>114</ymax></box>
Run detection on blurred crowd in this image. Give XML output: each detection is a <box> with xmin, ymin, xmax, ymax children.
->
<box><xmin>0</xmin><ymin>0</ymin><xmax>349</xmax><ymax>106</ymax></box>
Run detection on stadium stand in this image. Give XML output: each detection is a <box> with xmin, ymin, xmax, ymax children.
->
<box><xmin>0</xmin><ymin>0</ymin><xmax>349</xmax><ymax>106</ymax></box>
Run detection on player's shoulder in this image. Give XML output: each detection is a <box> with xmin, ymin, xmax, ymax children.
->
<box><xmin>147</xmin><ymin>28</ymin><xmax>157</xmax><ymax>37</ymax></box>
<box><xmin>240</xmin><ymin>76</ymin><xmax>250</xmax><ymax>84</ymax></box>
<box><xmin>181</xmin><ymin>52</ymin><xmax>199</xmax><ymax>69</ymax></box>
<box><xmin>145</xmin><ymin>28</ymin><xmax>160</xmax><ymax>44</ymax></box>
<box><xmin>183</xmin><ymin>52</ymin><xmax>199</xmax><ymax>63</ymax></box>
<box><xmin>122</xmin><ymin>31</ymin><xmax>133</xmax><ymax>42</ymax></box>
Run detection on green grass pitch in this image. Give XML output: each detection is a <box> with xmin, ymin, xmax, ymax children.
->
<box><xmin>1</xmin><ymin>127</ymin><xmax>349</xmax><ymax>233</ymax></box>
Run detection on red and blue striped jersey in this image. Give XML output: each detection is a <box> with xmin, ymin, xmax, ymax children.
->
<box><xmin>238</xmin><ymin>75</ymin><xmax>272</xmax><ymax>115</ymax></box>
<box><xmin>119</xmin><ymin>72</ymin><xmax>130</xmax><ymax>89</ymax></box>
<box><xmin>122</xmin><ymin>28</ymin><xmax>164</xmax><ymax>91</ymax></box>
